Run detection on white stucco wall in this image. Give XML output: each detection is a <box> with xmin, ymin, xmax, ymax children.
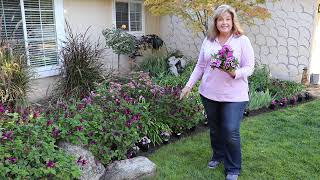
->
<box><xmin>159</xmin><ymin>0</ymin><xmax>318</xmax><ymax>82</ymax></box>
<box><xmin>159</xmin><ymin>16</ymin><xmax>203</xmax><ymax>60</ymax></box>
<box><xmin>245</xmin><ymin>0</ymin><xmax>317</xmax><ymax>81</ymax></box>
<box><xmin>29</xmin><ymin>0</ymin><xmax>160</xmax><ymax>101</ymax></box>
<box><xmin>64</xmin><ymin>0</ymin><xmax>117</xmax><ymax>70</ymax></box>
<box><xmin>63</xmin><ymin>0</ymin><xmax>160</xmax><ymax>72</ymax></box>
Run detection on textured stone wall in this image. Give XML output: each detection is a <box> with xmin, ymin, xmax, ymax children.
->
<box><xmin>159</xmin><ymin>0</ymin><xmax>318</xmax><ymax>81</ymax></box>
<box><xmin>245</xmin><ymin>0</ymin><xmax>317</xmax><ymax>81</ymax></box>
<box><xmin>159</xmin><ymin>16</ymin><xmax>203</xmax><ymax>59</ymax></box>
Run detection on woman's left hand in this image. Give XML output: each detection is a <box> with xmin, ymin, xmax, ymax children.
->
<box><xmin>218</xmin><ymin>68</ymin><xmax>236</xmax><ymax>78</ymax></box>
<box><xmin>226</xmin><ymin>70</ymin><xmax>236</xmax><ymax>78</ymax></box>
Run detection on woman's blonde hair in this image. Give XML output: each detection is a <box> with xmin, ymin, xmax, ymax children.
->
<box><xmin>207</xmin><ymin>4</ymin><xmax>244</xmax><ymax>41</ymax></box>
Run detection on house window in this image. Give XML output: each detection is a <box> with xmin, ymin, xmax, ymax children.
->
<box><xmin>0</xmin><ymin>0</ymin><xmax>59</xmax><ymax>74</ymax></box>
<box><xmin>0</xmin><ymin>0</ymin><xmax>24</xmax><ymax>40</ymax></box>
<box><xmin>24</xmin><ymin>0</ymin><xmax>58</xmax><ymax>67</ymax></box>
<box><xmin>115</xmin><ymin>0</ymin><xmax>143</xmax><ymax>32</ymax></box>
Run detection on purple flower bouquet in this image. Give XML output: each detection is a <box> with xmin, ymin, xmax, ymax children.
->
<box><xmin>210</xmin><ymin>45</ymin><xmax>239</xmax><ymax>72</ymax></box>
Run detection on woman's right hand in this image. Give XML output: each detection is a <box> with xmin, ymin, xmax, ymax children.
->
<box><xmin>180</xmin><ymin>86</ymin><xmax>191</xmax><ymax>100</ymax></box>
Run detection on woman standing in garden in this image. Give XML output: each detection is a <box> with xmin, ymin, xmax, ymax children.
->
<box><xmin>180</xmin><ymin>4</ymin><xmax>254</xmax><ymax>180</ymax></box>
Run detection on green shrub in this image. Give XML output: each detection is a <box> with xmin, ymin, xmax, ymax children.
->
<box><xmin>268</xmin><ymin>79</ymin><xmax>305</xmax><ymax>100</ymax></box>
<box><xmin>105</xmin><ymin>72</ymin><xmax>172</xmax><ymax>145</ymax></box>
<box><xmin>0</xmin><ymin>66</ymin><xmax>208</xmax><ymax>178</ymax></box>
<box><xmin>102</xmin><ymin>28</ymin><xmax>136</xmax><ymax>70</ymax></box>
<box><xmin>248</xmin><ymin>89</ymin><xmax>273</xmax><ymax>110</ymax></box>
<box><xmin>136</xmin><ymin>50</ymin><xmax>169</xmax><ymax>77</ymax></box>
<box><xmin>151</xmin><ymin>88</ymin><xmax>203</xmax><ymax>133</ymax></box>
<box><xmin>53</xmin><ymin>24</ymin><xmax>106</xmax><ymax>100</ymax></box>
<box><xmin>131</xmin><ymin>34</ymin><xmax>164</xmax><ymax>59</ymax></box>
<box><xmin>248</xmin><ymin>65</ymin><xmax>304</xmax><ymax>106</ymax></box>
<box><xmin>0</xmin><ymin>106</ymin><xmax>81</xmax><ymax>179</ymax></box>
<box><xmin>102</xmin><ymin>28</ymin><xmax>136</xmax><ymax>55</ymax></box>
<box><xmin>92</xmin><ymin>82</ymin><xmax>151</xmax><ymax>161</ymax></box>
<box><xmin>153</xmin><ymin>61</ymin><xmax>204</xmax><ymax>130</ymax></box>
<box><xmin>154</xmin><ymin>61</ymin><xmax>195</xmax><ymax>87</ymax></box>
<box><xmin>48</xmin><ymin>90</ymin><xmax>149</xmax><ymax>165</ymax></box>
<box><xmin>249</xmin><ymin>65</ymin><xmax>270</xmax><ymax>92</ymax></box>
<box><xmin>34</xmin><ymin>71</ymin><xmax>205</xmax><ymax>167</ymax></box>
<box><xmin>0</xmin><ymin>43</ymin><xmax>32</xmax><ymax>107</ymax></box>
<box><xmin>112</xmin><ymin>72</ymin><xmax>172</xmax><ymax>145</ymax></box>
<box><xmin>133</xmin><ymin>71</ymin><xmax>203</xmax><ymax>132</ymax></box>
<box><xmin>93</xmin><ymin>71</ymin><xmax>202</xmax><ymax>145</ymax></box>
<box><xmin>49</xmin><ymin>72</ymin><xmax>170</xmax><ymax>164</ymax></box>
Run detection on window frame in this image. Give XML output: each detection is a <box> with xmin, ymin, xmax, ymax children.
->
<box><xmin>112</xmin><ymin>0</ymin><xmax>145</xmax><ymax>36</ymax></box>
<box><xmin>0</xmin><ymin>0</ymin><xmax>64</xmax><ymax>78</ymax></box>
<box><xmin>22</xmin><ymin>0</ymin><xmax>65</xmax><ymax>78</ymax></box>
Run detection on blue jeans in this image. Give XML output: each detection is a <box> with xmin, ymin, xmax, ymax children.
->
<box><xmin>201</xmin><ymin>95</ymin><xmax>247</xmax><ymax>175</ymax></box>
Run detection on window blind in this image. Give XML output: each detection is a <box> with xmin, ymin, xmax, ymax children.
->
<box><xmin>0</xmin><ymin>0</ymin><xmax>58</xmax><ymax>69</ymax></box>
<box><xmin>0</xmin><ymin>0</ymin><xmax>24</xmax><ymax>41</ymax></box>
<box><xmin>24</xmin><ymin>0</ymin><xmax>58</xmax><ymax>67</ymax></box>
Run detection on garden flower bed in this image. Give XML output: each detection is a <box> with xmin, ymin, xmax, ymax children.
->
<box><xmin>0</xmin><ymin>13</ymin><xmax>313</xmax><ymax>178</ymax></box>
<box><xmin>0</xmin><ymin>61</ymin><xmax>311</xmax><ymax>178</ymax></box>
<box><xmin>0</xmin><ymin>71</ymin><xmax>204</xmax><ymax>178</ymax></box>
<box><xmin>243</xmin><ymin>91</ymin><xmax>314</xmax><ymax>117</ymax></box>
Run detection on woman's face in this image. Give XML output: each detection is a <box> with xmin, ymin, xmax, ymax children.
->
<box><xmin>216</xmin><ymin>11</ymin><xmax>233</xmax><ymax>34</ymax></box>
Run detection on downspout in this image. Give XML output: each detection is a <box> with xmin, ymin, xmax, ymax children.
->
<box><xmin>309</xmin><ymin>0</ymin><xmax>320</xmax><ymax>84</ymax></box>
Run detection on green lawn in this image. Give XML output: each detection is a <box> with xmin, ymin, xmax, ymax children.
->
<box><xmin>148</xmin><ymin>100</ymin><xmax>320</xmax><ymax>180</ymax></box>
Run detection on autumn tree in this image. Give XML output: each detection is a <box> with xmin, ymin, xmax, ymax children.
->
<box><xmin>144</xmin><ymin>0</ymin><xmax>275</xmax><ymax>37</ymax></box>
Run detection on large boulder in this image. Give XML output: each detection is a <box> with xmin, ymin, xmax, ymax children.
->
<box><xmin>102</xmin><ymin>156</ymin><xmax>156</xmax><ymax>180</ymax></box>
<box><xmin>58</xmin><ymin>142</ymin><xmax>105</xmax><ymax>180</ymax></box>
